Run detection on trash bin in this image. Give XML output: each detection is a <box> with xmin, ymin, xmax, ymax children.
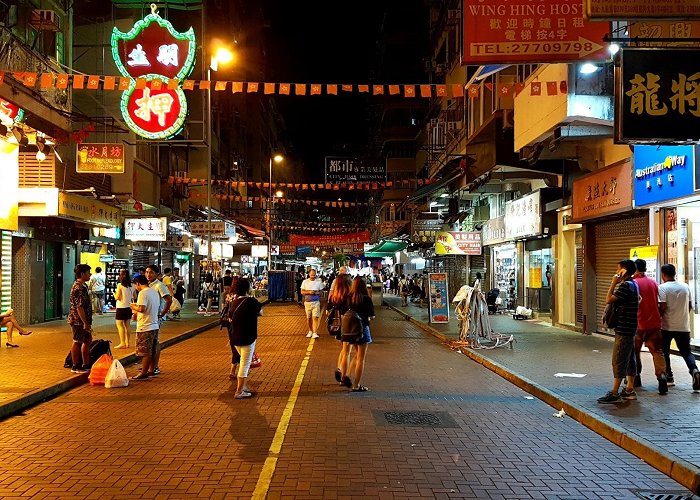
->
<box><xmin>371</xmin><ymin>282</ymin><xmax>383</xmax><ymax>307</ymax></box>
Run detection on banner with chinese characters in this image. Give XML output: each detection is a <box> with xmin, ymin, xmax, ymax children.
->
<box><xmin>463</xmin><ymin>0</ymin><xmax>610</xmax><ymax>64</ymax></box>
<box><xmin>633</xmin><ymin>145</ymin><xmax>697</xmax><ymax>207</ymax></box>
<box><xmin>76</xmin><ymin>143</ymin><xmax>125</xmax><ymax>173</ymax></box>
<box><xmin>289</xmin><ymin>231</ymin><xmax>371</xmax><ymax>247</ymax></box>
<box><xmin>435</xmin><ymin>231</ymin><xmax>483</xmax><ymax>255</ymax></box>
<box><xmin>572</xmin><ymin>160</ymin><xmax>633</xmax><ymax>222</ymax></box>
<box><xmin>124</xmin><ymin>217</ymin><xmax>167</xmax><ymax>241</ymax></box>
<box><xmin>585</xmin><ymin>0</ymin><xmax>700</xmax><ymax>20</ymax></box>
<box><xmin>628</xmin><ymin>21</ymin><xmax>700</xmax><ymax>48</ymax></box>
<box><xmin>482</xmin><ymin>215</ymin><xmax>507</xmax><ymax>246</ymax></box>
<box><xmin>325</xmin><ymin>157</ymin><xmax>386</xmax><ymax>183</ymax></box>
<box><xmin>58</xmin><ymin>193</ymin><xmax>122</xmax><ymax>227</ymax></box>
<box><xmin>188</xmin><ymin>221</ymin><xmax>236</xmax><ymax>237</ymax></box>
<box><xmin>504</xmin><ymin>191</ymin><xmax>541</xmax><ymax>239</ymax></box>
<box><xmin>616</xmin><ymin>48</ymin><xmax>700</xmax><ymax>143</ymax></box>
<box><xmin>428</xmin><ymin>273</ymin><xmax>450</xmax><ymax>324</ymax></box>
<box><xmin>412</xmin><ymin>216</ymin><xmax>443</xmax><ymax>243</ymax></box>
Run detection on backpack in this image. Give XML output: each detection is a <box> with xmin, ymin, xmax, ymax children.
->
<box><xmin>326</xmin><ymin>306</ymin><xmax>342</xmax><ymax>337</ymax></box>
<box><xmin>602</xmin><ymin>280</ymin><xmax>639</xmax><ymax>329</ymax></box>
<box><xmin>401</xmin><ymin>280</ymin><xmax>410</xmax><ymax>294</ymax></box>
<box><xmin>63</xmin><ymin>339</ymin><xmax>112</xmax><ymax>368</ymax></box>
<box><xmin>341</xmin><ymin>308</ymin><xmax>365</xmax><ymax>343</ymax></box>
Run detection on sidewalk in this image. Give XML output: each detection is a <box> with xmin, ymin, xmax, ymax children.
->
<box><xmin>0</xmin><ymin>300</ymin><xmax>218</xmax><ymax>421</ymax></box>
<box><xmin>384</xmin><ymin>293</ymin><xmax>700</xmax><ymax>494</ymax></box>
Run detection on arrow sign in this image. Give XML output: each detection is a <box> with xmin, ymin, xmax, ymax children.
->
<box><xmin>470</xmin><ymin>37</ymin><xmax>604</xmax><ymax>58</ymax></box>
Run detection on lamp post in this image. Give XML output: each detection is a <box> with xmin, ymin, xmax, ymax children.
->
<box><xmin>267</xmin><ymin>154</ymin><xmax>284</xmax><ymax>268</ymax></box>
<box><xmin>206</xmin><ymin>47</ymin><xmax>234</xmax><ymax>265</ymax></box>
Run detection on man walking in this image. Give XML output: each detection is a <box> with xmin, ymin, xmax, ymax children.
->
<box><xmin>68</xmin><ymin>264</ymin><xmax>93</xmax><ymax>373</ymax></box>
<box><xmin>658</xmin><ymin>264</ymin><xmax>700</xmax><ymax>391</ymax></box>
<box><xmin>633</xmin><ymin>259</ymin><xmax>667</xmax><ymax>394</ymax></box>
<box><xmin>89</xmin><ymin>266</ymin><xmax>106</xmax><ymax>315</ymax></box>
<box><xmin>598</xmin><ymin>259</ymin><xmax>639</xmax><ymax>404</ymax></box>
<box><xmin>145</xmin><ymin>265</ymin><xmax>172</xmax><ymax>375</ymax></box>
<box><xmin>301</xmin><ymin>268</ymin><xmax>323</xmax><ymax>338</ymax></box>
<box><xmin>399</xmin><ymin>274</ymin><xmax>410</xmax><ymax>307</ymax></box>
<box><xmin>130</xmin><ymin>275</ymin><xmax>161</xmax><ymax>380</ymax></box>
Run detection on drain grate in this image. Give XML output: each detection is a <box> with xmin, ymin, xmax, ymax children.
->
<box><xmin>372</xmin><ymin>410</ymin><xmax>460</xmax><ymax>428</ymax></box>
<box><xmin>631</xmin><ymin>490</ymin><xmax>695</xmax><ymax>500</ymax></box>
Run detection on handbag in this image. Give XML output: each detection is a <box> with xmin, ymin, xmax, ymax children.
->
<box><xmin>326</xmin><ymin>306</ymin><xmax>342</xmax><ymax>336</ymax></box>
<box><xmin>250</xmin><ymin>352</ymin><xmax>262</xmax><ymax>369</ymax></box>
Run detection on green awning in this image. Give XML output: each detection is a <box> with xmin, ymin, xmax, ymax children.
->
<box><xmin>364</xmin><ymin>240</ymin><xmax>408</xmax><ymax>258</ymax></box>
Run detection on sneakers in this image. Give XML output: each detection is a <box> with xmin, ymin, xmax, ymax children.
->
<box><xmin>620</xmin><ymin>388</ymin><xmax>637</xmax><ymax>400</ymax></box>
<box><xmin>633</xmin><ymin>375</ymin><xmax>642</xmax><ymax>388</ymax></box>
<box><xmin>234</xmin><ymin>390</ymin><xmax>253</xmax><ymax>399</ymax></box>
<box><xmin>658</xmin><ymin>374</ymin><xmax>668</xmax><ymax>395</ymax></box>
<box><xmin>597</xmin><ymin>391</ymin><xmax>622</xmax><ymax>404</ymax></box>
<box><xmin>306</xmin><ymin>331</ymin><xmax>313</xmax><ymax>338</ymax></box>
<box><xmin>311</xmin><ymin>333</ymin><xmax>319</xmax><ymax>339</ymax></box>
<box><xmin>693</xmin><ymin>369</ymin><xmax>700</xmax><ymax>391</ymax></box>
<box><xmin>153</xmin><ymin>367</ymin><xmax>161</xmax><ymax>376</ymax></box>
<box><xmin>667</xmin><ymin>376</ymin><xmax>676</xmax><ymax>387</ymax></box>
<box><xmin>71</xmin><ymin>366</ymin><xmax>88</xmax><ymax>374</ymax></box>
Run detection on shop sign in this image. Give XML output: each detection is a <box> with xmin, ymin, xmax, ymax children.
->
<box><xmin>0</xmin><ymin>98</ymin><xmax>24</xmax><ymax>125</ymax></box>
<box><xmin>435</xmin><ymin>231</ymin><xmax>482</xmax><ymax>255</ymax></box>
<box><xmin>164</xmin><ymin>234</ymin><xmax>193</xmax><ymax>251</ymax></box>
<box><xmin>241</xmin><ymin>255</ymin><xmax>258</xmax><ymax>264</ymax></box>
<box><xmin>325</xmin><ymin>157</ymin><xmax>386</xmax><ymax>183</ymax></box>
<box><xmin>380</xmin><ymin>220</ymin><xmax>408</xmax><ymax>238</ymax></box>
<box><xmin>58</xmin><ymin>193</ymin><xmax>122</xmax><ymax>227</ymax></box>
<box><xmin>572</xmin><ymin>160</ymin><xmax>633</xmax><ymax>221</ymax></box>
<box><xmin>633</xmin><ymin>145</ymin><xmax>697</xmax><ymax>207</ymax></box>
<box><xmin>505</xmin><ymin>191</ymin><xmax>541</xmax><ymax>239</ymax></box>
<box><xmin>124</xmin><ymin>217</ymin><xmax>167</xmax><ymax>241</ymax></box>
<box><xmin>628</xmin><ymin>21</ymin><xmax>700</xmax><ymax>48</ymax></box>
<box><xmin>175</xmin><ymin>251</ymin><xmax>190</xmax><ymax>262</ymax></box>
<box><xmin>76</xmin><ymin>143</ymin><xmax>125</xmax><ymax>173</ymax></box>
<box><xmin>0</xmin><ymin>138</ymin><xmax>19</xmax><ymax>231</ymax></box>
<box><xmin>585</xmin><ymin>0</ymin><xmax>700</xmax><ymax>20</ymax></box>
<box><xmin>189</xmin><ymin>221</ymin><xmax>236</xmax><ymax>237</ymax></box>
<box><xmin>111</xmin><ymin>5</ymin><xmax>195</xmax><ymax>140</ymax></box>
<box><xmin>412</xmin><ymin>216</ymin><xmax>443</xmax><ymax>243</ymax></box>
<box><xmin>296</xmin><ymin>246</ymin><xmax>312</xmax><ymax>255</ymax></box>
<box><xmin>482</xmin><ymin>215</ymin><xmax>507</xmax><ymax>245</ymax></box>
<box><xmin>279</xmin><ymin>244</ymin><xmax>296</xmax><ymax>255</ymax></box>
<box><xmin>99</xmin><ymin>254</ymin><xmax>115</xmax><ymax>264</ymax></box>
<box><xmin>428</xmin><ymin>273</ymin><xmax>450</xmax><ymax>324</ymax></box>
<box><xmin>289</xmin><ymin>231</ymin><xmax>371</xmax><ymax>247</ymax></box>
<box><xmin>616</xmin><ymin>48</ymin><xmax>700</xmax><ymax>143</ymax></box>
<box><xmin>462</xmin><ymin>0</ymin><xmax>609</xmax><ymax>65</ymax></box>
<box><xmin>91</xmin><ymin>227</ymin><xmax>121</xmax><ymax>239</ymax></box>
<box><xmin>251</xmin><ymin>245</ymin><xmax>268</xmax><ymax>258</ymax></box>
<box><xmin>630</xmin><ymin>245</ymin><xmax>659</xmax><ymax>282</ymax></box>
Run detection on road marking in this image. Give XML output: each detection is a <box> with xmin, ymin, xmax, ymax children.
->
<box><xmin>252</xmin><ymin>337</ymin><xmax>316</xmax><ymax>499</ymax></box>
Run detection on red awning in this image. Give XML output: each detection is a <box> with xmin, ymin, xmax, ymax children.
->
<box><xmin>237</xmin><ymin>222</ymin><xmax>266</xmax><ymax>238</ymax></box>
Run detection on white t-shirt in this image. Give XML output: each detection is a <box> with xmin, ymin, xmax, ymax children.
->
<box><xmin>115</xmin><ymin>283</ymin><xmax>136</xmax><ymax>309</ymax></box>
<box><xmin>90</xmin><ymin>273</ymin><xmax>105</xmax><ymax>292</ymax></box>
<box><xmin>301</xmin><ymin>278</ymin><xmax>323</xmax><ymax>302</ymax></box>
<box><xmin>136</xmin><ymin>287</ymin><xmax>160</xmax><ymax>332</ymax></box>
<box><xmin>658</xmin><ymin>280</ymin><xmax>692</xmax><ymax>332</ymax></box>
<box><xmin>149</xmin><ymin>279</ymin><xmax>171</xmax><ymax>314</ymax></box>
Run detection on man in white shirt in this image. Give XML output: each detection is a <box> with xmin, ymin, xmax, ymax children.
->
<box><xmin>145</xmin><ymin>265</ymin><xmax>172</xmax><ymax>376</ymax></box>
<box><xmin>89</xmin><ymin>267</ymin><xmax>106</xmax><ymax>315</ymax></box>
<box><xmin>659</xmin><ymin>263</ymin><xmax>700</xmax><ymax>391</ymax></box>
<box><xmin>301</xmin><ymin>268</ymin><xmax>324</xmax><ymax>338</ymax></box>
<box><xmin>130</xmin><ymin>275</ymin><xmax>161</xmax><ymax>380</ymax></box>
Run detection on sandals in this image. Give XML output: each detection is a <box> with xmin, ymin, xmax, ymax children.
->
<box><xmin>335</xmin><ymin>369</ymin><xmax>342</xmax><ymax>383</ymax></box>
<box><xmin>341</xmin><ymin>376</ymin><xmax>352</xmax><ymax>388</ymax></box>
<box><xmin>18</xmin><ymin>331</ymin><xmax>32</xmax><ymax>336</ymax></box>
<box><xmin>351</xmin><ymin>385</ymin><xmax>369</xmax><ymax>392</ymax></box>
<box><xmin>130</xmin><ymin>373</ymin><xmax>149</xmax><ymax>380</ymax></box>
<box><xmin>5</xmin><ymin>342</ymin><xmax>18</xmax><ymax>348</ymax></box>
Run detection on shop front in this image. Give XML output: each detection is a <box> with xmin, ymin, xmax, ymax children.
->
<box><xmin>124</xmin><ymin>217</ymin><xmax>168</xmax><ymax>274</ymax></box>
<box><xmin>0</xmin><ymin>136</ymin><xmax>19</xmax><ymax>322</ymax></box>
<box><xmin>482</xmin><ymin>215</ymin><xmax>512</xmax><ymax>308</ymax></box>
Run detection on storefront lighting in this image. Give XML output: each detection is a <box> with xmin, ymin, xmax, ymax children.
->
<box><xmin>579</xmin><ymin>63</ymin><xmax>601</xmax><ymax>75</ymax></box>
<box><xmin>276</xmin><ymin>190</ymin><xmax>284</xmax><ymax>198</ymax></box>
<box><xmin>36</xmin><ymin>150</ymin><xmax>46</xmax><ymax>162</ymax></box>
<box><xmin>608</xmin><ymin>43</ymin><xmax>620</xmax><ymax>56</ymax></box>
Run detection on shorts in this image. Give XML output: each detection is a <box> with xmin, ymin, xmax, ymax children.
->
<box><xmin>346</xmin><ymin>325</ymin><xmax>372</xmax><ymax>345</ymax></box>
<box><xmin>612</xmin><ymin>334</ymin><xmax>636</xmax><ymax>379</ymax></box>
<box><xmin>136</xmin><ymin>329</ymin><xmax>158</xmax><ymax>358</ymax></box>
<box><xmin>115</xmin><ymin>307</ymin><xmax>132</xmax><ymax>320</ymax></box>
<box><xmin>304</xmin><ymin>301</ymin><xmax>321</xmax><ymax>318</ymax></box>
<box><xmin>71</xmin><ymin>324</ymin><xmax>92</xmax><ymax>344</ymax></box>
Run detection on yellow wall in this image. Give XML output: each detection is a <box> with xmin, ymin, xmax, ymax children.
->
<box><xmin>80</xmin><ymin>244</ymin><xmax>109</xmax><ymax>272</ymax></box>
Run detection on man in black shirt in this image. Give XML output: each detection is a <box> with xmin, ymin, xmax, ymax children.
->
<box><xmin>222</xmin><ymin>269</ymin><xmax>233</xmax><ymax>296</ymax></box>
<box><xmin>598</xmin><ymin>259</ymin><xmax>639</xmax><ymax>404</ymax></box>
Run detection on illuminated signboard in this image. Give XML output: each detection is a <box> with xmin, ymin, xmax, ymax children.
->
<box><xmin>111</xmin><ymin>5</ymin><xmax>195</xmax><ymax>140</ymax></box>
<box><xmin>76</xmin><ymin>143</ymin><xmax>125</xmax><ymax>173</ymax></box>
<box><xmin>0</xmin><ymin>98</ymin><xmax>24</xmax><ymax>126</ymax></box>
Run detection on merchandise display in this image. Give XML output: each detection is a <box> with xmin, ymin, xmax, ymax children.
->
<box><xmin>105</xmin><ymin>259</ymin><xmax>129</xmax><ymax>309</ymax></box>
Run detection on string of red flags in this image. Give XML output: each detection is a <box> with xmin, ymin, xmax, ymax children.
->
<box><xmin>188</xmin><ymin>191</ymin><xmax>369</xmax><ymax>207</ymax></box>
<box><xmin>170</xmin><ymin>176</ymin><xmax>433</xmax><ymax>190</ymax></box>
<box><xmin>5</xmin><ymin>71</ymin><xmax>570</xmax><ymax>99</ymax></box>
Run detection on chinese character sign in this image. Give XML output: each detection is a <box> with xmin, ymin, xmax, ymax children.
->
<box><xmin>505</xmin><ymin>191</ymin><xmax>541</xmax><ymax>239</ymax></box>
<box><xmin>435</xmin><ymin>231</ymin><xmax>483</xmax><ymax>255</ymax></box>
<box><xmin>572</xmin><ymin>160</ymin><xmax>633</xmax><ymax>221</ymax></box>
<box><xmin>124</xmin><ymin>217</ymin><xmax>168</xmax><ymax>241</ymax></box>
<box><xmin>617</xmin><ymin>49</ymin><xmax>700</xmax><ymax>143</ymax></box>
<box><xmin>111</xmin><ymin>6</ymin><xmax>195</xmax><ymax>140</ymax></box>
<box><xmin>325</xmin><ymin>157</ymin><xmax>387</xmax><ymax>183</ymax></box>
<box><xmin>633</xmin><ymin>145</ymin><xmax>697</xmax><ymax>207</ymax></box>
<box><xmin>76</xmin><ymin>143</ymin><xmax>125</xmax><ymax>173</ymax></box>
<box><xmin>585</xmin><ymin>0</ymin><xmax>700</xmax><ymax>20</ymax></box>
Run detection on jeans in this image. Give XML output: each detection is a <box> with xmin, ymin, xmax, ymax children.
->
<box><xmin>661</xmin><ymin>330</ymin><xmax>698</xmax><ymax>379</ymax></box>
<box><xmin>634</xmin><ymin>328</ymin><xmax>666</xmax><ymax>378</ymax></box>
<box><xmin>612</xmin><ymin>334</ymin><xmax>637</xmax><ymax>380</ymax></box>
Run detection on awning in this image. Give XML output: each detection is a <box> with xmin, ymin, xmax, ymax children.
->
<box><xmin>405</xmin><ymin>169</ymin><xmax>463</xmax><ymax>204</ymax></box>
<box><xmin>236</xmin><ymin>222</ymin><xmax>266</xmax><ymax>239</ymax></box>
<box><xmin>364</xmin><ymin>240</ymin><xmax>409</xmax><ymax>258</ymax></box>
<box><xmin>468</xmin><ymin>65</ymin><xmax>511</xmax><ymax>87</ymax></box>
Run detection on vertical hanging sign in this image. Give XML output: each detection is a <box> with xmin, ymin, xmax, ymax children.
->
<box><xmin>111</xmin><ymin>3</ymin><xmax>196</xmax><ymax>139</ymax></box>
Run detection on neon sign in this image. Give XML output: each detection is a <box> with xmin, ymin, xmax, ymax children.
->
<box><xmin>111</xmin><ymin>3</ymin><xmax>195</xmax><ymax>139</ymax></box>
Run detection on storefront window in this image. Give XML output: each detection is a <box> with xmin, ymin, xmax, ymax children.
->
<box><xmin>526</xmin><ymin>248</ymin><xmax>554</xmax><ymax>289</ymax></box>
<box><xmin>493</xmin><ymin>243</ymin><xmax>516</xmax><ymax>310</ymax></box>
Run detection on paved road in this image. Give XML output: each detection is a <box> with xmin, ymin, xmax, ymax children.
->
<box><xmin>0</xmin><ymin>304</ymin><xmax>693</xmax><ymax>499</ymax></box>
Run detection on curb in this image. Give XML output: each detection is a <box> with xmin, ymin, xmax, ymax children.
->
<box><xmin>0</xmin><ymin>320</ymin><xmax>219</xmax><ymax>423</ymax></box>
<box><xmin>383</xmin><ymin>301</ymin><xmax>700</xmax><ymax>495</ymax></box>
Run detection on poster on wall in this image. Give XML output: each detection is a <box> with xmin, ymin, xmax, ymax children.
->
<box><xmin>428</xmin><ymin>273</ymin><xmax>450</xmax><ymax>324</ymax></box>
<box><xmin>630</xmin><ymin>246</ymin><xmax>659</xmax><ymax>282</ymax></box>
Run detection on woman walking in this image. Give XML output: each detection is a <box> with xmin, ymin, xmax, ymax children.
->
<box><xmin>341</xmin><ymin>276</ymin><xmax>375</xmax><ymax>392</ymax></box>
<box><xmin>226</xmin><ymin>277</ymin><xmax>263</xmax><ymax>399</ymax></box>
<box><xmin>113</xmin><ymin>269</ymin><xmax>135</xmax><ymax>349</ymax></box>
<box><xmin>328</xmin><ymin>273</ymin><xmax>352</xmax><ymax>385</ymax></box>
<box><xmin>202</xmin><ymin>272</ymin><xmax>216</xmax><ymax>316</ymax></box>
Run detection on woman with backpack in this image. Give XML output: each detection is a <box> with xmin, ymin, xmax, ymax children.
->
<box><xmin>226</xmin><ymin>277</ymin><xmax>263</xmax><ymax>399</ymax></box>
<box><xmin>340</xmin><ymin>276</ymin><xmax>375</xmax><ymax>392</ymax></box>
<box><xmin>328</xmin><ymin>273</ymin><xmax>352</xmax><ymax>385</ymax></box>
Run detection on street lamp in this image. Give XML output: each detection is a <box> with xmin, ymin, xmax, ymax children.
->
<box><xmin>206</xmin><ymin>46</ymin><xmax>235</xmax><ymax>265</ymax></box>
<box><xmin>267</xmin><ymin>154</ymin><xmax>284</xmax><ymax>268</ymax></box>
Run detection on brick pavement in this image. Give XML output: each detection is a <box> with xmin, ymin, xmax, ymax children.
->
<box><xmin>0</xmin><ymin>302</ymin><xmax>693</xmax><ymax>499</ymax></box>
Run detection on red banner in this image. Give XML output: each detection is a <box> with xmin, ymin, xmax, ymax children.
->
<box><xmin>289</xmin><ymin>231</ymin><xmax>371</xmax><ymax>247</ymax></box>
<box><xmin>462</xmin><ymin>0</ymin><xmax>609</xmax><ymax>64</ymax></box>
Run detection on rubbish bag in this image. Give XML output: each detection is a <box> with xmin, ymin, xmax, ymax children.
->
<box><xmin>88</xmin><ymin>353</ymin><xmax>113</xmax><ymax>385</ymax></box>
<box><xmin>105</xmin><ymin>359</ymin><xmax>129</xmax><ymax>388</ymax></box>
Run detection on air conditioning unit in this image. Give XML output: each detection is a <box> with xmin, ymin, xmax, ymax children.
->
<box><xmin>30</xmin><ymin>10</ymin><xmax>60</xmax><ymax>32</ymax></box>
<box><xmin>446</xmin><ymin>121</ymin><xmax>463</xmax><ymax>131</ymax></box>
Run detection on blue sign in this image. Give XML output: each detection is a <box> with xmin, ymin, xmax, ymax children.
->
<box><xmin>296</xmin><ymin>246</ymin><xmax>312</xmax><ymax>255</ymax></box>
<box><xmin>428</xmin><ymin>273</ymin><xmax>450</xmax><ymax>324</ymax></box>
<box><xmin>633</xmin><ymin>145</ymin><xmax>697</xmax><ymax>207</ymax></box>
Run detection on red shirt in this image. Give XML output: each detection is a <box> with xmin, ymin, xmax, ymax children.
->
<box><xmin>634</xmin><ymin>275</ymin><xmax>661</xmax><ymax>330</ymax></box>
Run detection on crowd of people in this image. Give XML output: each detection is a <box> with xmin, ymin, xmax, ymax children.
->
<box><xmin>382</xmin><ymin>272</ymin><xmax>427</xmax><ymax>307</ymax></box>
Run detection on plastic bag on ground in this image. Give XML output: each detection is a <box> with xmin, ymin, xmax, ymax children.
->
<box><xmin>104</xmin><ymin>359</ymin><xmax>129</xmax><ymax>388</ymax></box>
<box><xmin>88</xmin><ymin>353</ymin><xmax>113</xmax><ymax>385</ymax></box>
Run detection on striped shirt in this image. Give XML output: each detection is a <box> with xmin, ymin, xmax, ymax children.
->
<box><xmin>613</xmin><ymin>279</ymin><xmax>638</xmax><ymax>337</ymax></box>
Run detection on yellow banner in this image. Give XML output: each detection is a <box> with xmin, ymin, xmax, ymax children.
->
<box><xmin>58</xmin><ymin>193</ymin><xmax>122</xmax><ymax>227</ymax></box>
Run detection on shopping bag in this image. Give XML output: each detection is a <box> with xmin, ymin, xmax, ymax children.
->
<box><xmin>88</xmin><ymin>353</ymin><xmax>113</xmax><ymax>385</ymax></box>
<box><xmin>250</xmin><ymin>352</ymin><xmax>262</xmax><ymax>369</ymax></box>
<box><xmin>104</xmin><ymin>359</ymin><xmax>129</xmax><ymax>388</ymax></box>
<box><xmin>170</xmin><ymin>297</ymin><xmax>182</xmax><ymax>313</ymax></box>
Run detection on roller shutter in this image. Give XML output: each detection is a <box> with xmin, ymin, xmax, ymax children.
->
<box><xmin>594</xmin><ymin>214</ymin><xmax>648</xmax><ymax>333</ymax></box>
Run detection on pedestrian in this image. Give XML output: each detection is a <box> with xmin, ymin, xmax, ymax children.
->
<box><xmin>598</xmin><ymin>259</ymin><xmax>639</xmax><ymax>404</ymax></box>
<box><xmin>202</xmin><ymin>272</ymin><xmax>216</xmax><ymax>316</ymax></box>
<box><xmin>1</xmin><ymin>308</ymin><xmax>31</xmax><ymax>348</ymax></box>
<box><xmin>342</xmin><ymin>276</ymin><xmax>375</xmax><ymax>392</ymax></box>
<box><xmin>145</xmin><ymin>264</ymin><xmax>172</xmax><ymax>376</ymax></box>
<box><xmin>658</xmin><ymin>264</ymin><xmax>700</xmax><ymax>391</ymax></box>
<box><xmin>129</xmin><ymin>275</ymin><xmax>160</xmax><ymax>380</ymax></box>
<box><xmin>172</xmin><ymin>268</ymin><xmax>185</xmax><ymax>319</ymax></box>
<box><xmin>113</xmin><ymin>268</ymin><xmax>135</xmax><ymax>349</ymax></box>
<box><xmin>399</xmin><ymin>274</ymin><xmax>410</xmax><ymax>306</ymax></box>
<box><xmin>328</xmin><ymin>271</ymin><xmax>352</xmax><ymax>384</ymax></box>
<box><xmin>89</xmin><ymin>266</ymin><xmax>106</xmax><ymax>315</ymax></box>
<box><xmin>391</xmin><ymin>274</ymin><xmax>398</xmax><ymax>295</ymax></box>
<box><xmin>222</xmin><ymin>269</ymin><xmax>233</xmax><ymax>297</ymax></box>
<box><xmin>132</xmin><ymin>266</ymin><xmax>146</xmax><ymax>282</ymax></box>
<box><xmin>68</xmin><ymin>264</ymin><xmax>93</xmax><ymax>373</ymax></box>
<box><xmin>295</xmin><ymin>267</ymin><xmax>305</xmax><ymax>304</ymax></box>
<box><xmin>301</xmin><ymin>268</ymin><xmax>323</xmax><ymax>338</ymax></box>
<box><xmin>226</xmin><ymin>277</ymin><xmax>263</xmax><ymax>399</ymax></box>
<box><xmin>632</xmin><ymin>259</ymin><xmax>667</xmax><ymax>393</ymax></box>
<box><xmin>161</xmin><ymin>267</ymin><xmax>174</xmax><ymax>296</ymax></box>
